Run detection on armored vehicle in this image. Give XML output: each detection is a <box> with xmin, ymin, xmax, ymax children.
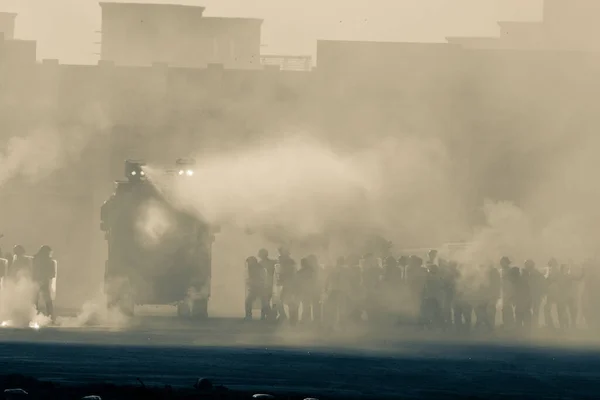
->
<box><xmin>100</xmin><ymin>159</ymin><xmax>214</xmax><ymax>318</ymax></box>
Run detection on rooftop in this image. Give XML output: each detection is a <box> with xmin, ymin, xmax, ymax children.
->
<box><xmin>497</xmin><ymin>21</ymin><xmax>543</xmax><ymax>28</ymax></box>
<box><xmin>99</xmin><ymin>2</ymin><xmax>206</xmax><ymax>13</ymax></box>
<box><xmin>201</xmin><ymin>16</ymin><xmax>263</xmax><ymax>24</ymax></box>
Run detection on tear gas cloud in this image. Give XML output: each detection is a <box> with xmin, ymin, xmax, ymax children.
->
<box><xmin>143</xmin><ymin>134</ymin><xmax>467</xmax><ymax>316</ymax></box>
<box><xmin>0</xmin><ymin>276</ymin><xmax>129</xmax><ymax>330</ymax></box>
<box><xmin>149</xmin><ymin>134</ymin><xmax>466</xmax><ymax>252</ymax></box>
<box><xmin>0</xmin><ymin>103</ymin><xmax>110</xmax><ymax>187</ymax></box>
<box><xmin>141</xmin><ymin>124</ymin><xmax>600</xmax><ymax>319</ymax></box>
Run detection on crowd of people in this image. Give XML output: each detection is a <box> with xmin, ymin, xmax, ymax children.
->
<box><xmin>244</xmin><ymin>247</ymin><xmax>600</xmax><ymax>333</ymax></box>
<box><xmin>0</xmin><ymin>244</ymin><xmax>57</xmax><ymax>321</ymax></box>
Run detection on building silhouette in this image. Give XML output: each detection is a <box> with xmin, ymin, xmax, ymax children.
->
<box><xmin>99</xmin><ymin>2</ymin><xmax>263</xmax><ymax>69</ymax></box>
<box><xmin>447</xmin><ymin>0</ymin><xmax>600</xmax><ymax>51</ymax></box>
<box><xmin>0</xmin><ymin>12</ymin><xmax>36</xmax><ymax>65</ymax></box>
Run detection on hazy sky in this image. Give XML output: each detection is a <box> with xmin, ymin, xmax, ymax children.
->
<box><xmin>0</xmin><ymin>0</ymin><xmax>542</xmax><ymax>64</ymax></box>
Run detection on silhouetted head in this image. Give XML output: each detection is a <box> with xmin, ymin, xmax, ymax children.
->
<box><xmin>398</xmin><ymin>255</ymin><xmax>409</xmax><ymax>267</ymax></box>
<box><xmin>428</xmin><ymin>264</ymin><xmax>439</xmax><ymax>274</ymax></box>
<box><xmin>258</xmin><ymin>248</ymin><xmax>269</xmax><ymax>260</ymax></box>
<box><xmin>548</xmin><ymin>258</ymin><xmax>559</xmax><ymax>269</ymax></box>
<box><xmin>13</xmin><ymin>245</ymin><xmax>25</xmax><ymax>257</ymax></box>
<box><xmin>278</xmin><ymin>247</ymin><xmax>290</xmax><ymax>257</ymax></box>
<box><xmin>428</xmin><ymin>249</ymin><xmax>438</xmax><ymax>261</ymax></box>
<box><xmin>500</xmin><ymin>256</ymin><xmax>511</xmax><ymax>268</ymax></box>
<box><xmin>36</xmin><ymin>245</ymin><xmax>52</xmax><ymax>258</ymax></box>
<box><xmin>524</xmin><ymin>259</ymin><xmax>535</xmax><ymax>270</ymax></box>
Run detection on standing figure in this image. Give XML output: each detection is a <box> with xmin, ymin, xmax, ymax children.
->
<box><xmin>323</xmin><ymin>256</ymin><xmax>349</xmax><ymax>328</ymax></box>
<box><xmin>362</xmin><ymin>253</ymin><xmax>383</xmax><ymax>323</ymax></box>
<box><xmin>258</xmin><ymin>249</ymin><xmax>276</xmax><ymax>321</ymax></box>
<box><xmin>244</xmin><ymin>256</ymin><xmax>266</xmax><ymax>320</ymax></box>
<box><xmin>422</xmin><ymin>264</ymin><xmax>445</xmax><ymax>330</ymax></box>
<box><xmin>7</xmin><ymin>245</ymin><xmax>32</xmax><ymax>283</ymax></box>
<box><xmin>544</xmin><ymin>258</ymin><xmax>560</xmax><ymax>329</ymax></box>
<box><xmin>582</xmin><ymin>259</ymin><xmax>599</xmax><ymax>330</ymax></box>
<box><xmin>382</xmin><ymin>256</ymin><xmax>402</xmax><ymax>323</ymax></box>
<box><xmin>475</xmin><ymin>263</ymin><xmax>501</xmax><ymax>331</ymax></box>
<box><xmin>555</xmin><ymin>264</ymin><xmax>582</xmax><ymax>330</ymax></box>
<box><xmin>345</xmin><ymin>255</ymin><xmax>364</xmax><ymax>323</ymax></box>
<box><xmin>297</xmin><ymin>256</ymin><xmax>320</xmax><ymax>324</ymax></box>
<box><xmin>405</xmin><ymin>255</ymin><xmax>427</xmax><ymax>327</ymax></box>
<box><xmin>274</xmin><ymin>247</ymin><xmax>298</xmax><ymax>325</ymax></box>
<box><xmin>0</xmin><ymin>248</ymin><xmax>8</xmax><ymax>290</ymax></box>
<box><xmin>32</xmin><ymin>245</ymin><xmax>57</xmax><ymax>321</ymax></box>
<box><xmin>521</xmin><ymin>260</ymin><xmax>545</xmax><ymax>328</ymax></box>
<box><xmin>500</xmin><ymin>256</ymin><xmax>516</xmax><ymax>329</ymax></box>
<box><xmin>454</xmin><ymin>264</ymin><xmax>477</xmax><ymax>334</ymax></box>
<box><xmin>441</xmin><ymin>260</ymin><xmax>459</xmax><ymax>329</ymax></box>
<box><xmin>512</xmin><ymin>266</ymin><xmax>531</xmax><ymax>330</ymax></box>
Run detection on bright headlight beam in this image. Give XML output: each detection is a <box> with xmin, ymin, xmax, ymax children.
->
<box><xmin>186</xmin><ymin>170</ymin><xmax>194</xmax><ymax>176</ymax></box>
<box><xmin>178</xmin><ymin>170</ymin><xmax>184</xmax><ymax>176</ymax></box>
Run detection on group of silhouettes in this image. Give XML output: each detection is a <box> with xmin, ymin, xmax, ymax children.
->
<box><xmin>244</xmin><ymin>248</ymin><xmax>600</xmax><ymax>333</ymax></box>
<box><xmin>0</xmin><ymin>244</ymin><xmax>57</xmax><ymax>321</ymax></box>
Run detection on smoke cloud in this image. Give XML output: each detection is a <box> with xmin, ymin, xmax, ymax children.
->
<box><xmin>0</xmin><ymin>103</ymin><xmax>110</xmax><ymax>187</ymax></box>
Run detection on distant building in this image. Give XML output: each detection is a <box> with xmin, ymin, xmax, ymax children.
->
<box><xmin>99</xmin><ymin>2</ymin><xmax>263</xmax><ymax>69</ymax></box>
<box><xmin>0</xmin><ymin>12</ymin><xmax>36</xmax><ymax>65</ymax></box>
<box><xmin>0</xmin><ymin>12</ymin><xmax>16</xmax><ymax>40</ymax></box>
<box><xmin>447</xmin><ymin>0</ymin><xmax>600</xmax><ymax>51</ymax></box>
<box><xmin>260</xmin><ymin>55</ymin><xmax>312</xmax><ymax>72</ymax></box>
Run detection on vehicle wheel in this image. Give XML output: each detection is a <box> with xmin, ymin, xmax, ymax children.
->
<box><xmin>177</xmin><ymin>301</ymin><xmax>190</xmax><ymax>318</ymax></box>
<box><xmin>105</xmin><ymin>276</ymin><xmax>134</xmax><ymax>317</ymax></box>
<box><xmin>190</xmin><ymin>299</ymin><xmax>208</xmax><ymax>319</ymax></box>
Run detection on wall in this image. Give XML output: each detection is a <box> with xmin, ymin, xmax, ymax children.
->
<box><xmin>543</xmin><ymin>0</ymin><xmax>600</xmax><ymax>51</ymax></box>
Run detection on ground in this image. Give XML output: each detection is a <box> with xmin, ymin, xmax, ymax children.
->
<box><xmin>0</xmin><ymin>313</ymin><xmax>599</xmax><ymax>399</ymax></box>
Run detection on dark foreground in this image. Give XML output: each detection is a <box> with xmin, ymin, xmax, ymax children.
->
<box><xmin>1</xmin><ymin>316</ymin><xmax>600</xmax><ymax>399</ymax></box>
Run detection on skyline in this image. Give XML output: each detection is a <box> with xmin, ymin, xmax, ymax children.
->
<box><xmin>0</xmin><ymin>0</ymin><xmax>541</xmax><ymax>64</ymax></box>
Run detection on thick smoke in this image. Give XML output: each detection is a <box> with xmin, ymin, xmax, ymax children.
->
<box><xmin>0</xmin><ymin>277</ymin><xmax>50</xmax><ymax>328</ymax></box>
<box><xmin>55</xmin><ymin>292</ymin><xmax>130</xmax><ymax>329</ymax></box>
<box><xmin>145</xmin><ymin>134</ymin><xmax>465</xmax><ymax>315</ymax></box>
<box><xmin>0</xmin><ymin>103</ymin><xmax>110</xmax><ymax>187</ymax></box>
<box><xmin>151</xmin><ymin>134</ymin><xmax>465</xmax><ymax>249</ymax></box>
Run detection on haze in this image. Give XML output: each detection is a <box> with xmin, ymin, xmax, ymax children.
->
<box><xmin>0</xmin><ymin>0</ymin><xmax>540</xmax><ymax>64</ymax></box>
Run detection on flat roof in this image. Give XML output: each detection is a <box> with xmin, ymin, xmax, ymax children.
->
<box><xmin>497</xmin><ymin>21</ymin><xmax>543</xmax><ymax>28</ymax></box>
<box><xmin>201</xmin><ymin>16</ymin><xmax>263</xmax><ymax>24</ymax></box>
<box><xmin>99</xmin><ymin>2</ymin><xmax>205</xmax><ymax>13</ymax></box>
<box><xmin>317</xmin><ymin>39</ymin><xmax>454</xmax><ymax>47</ymax></box>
